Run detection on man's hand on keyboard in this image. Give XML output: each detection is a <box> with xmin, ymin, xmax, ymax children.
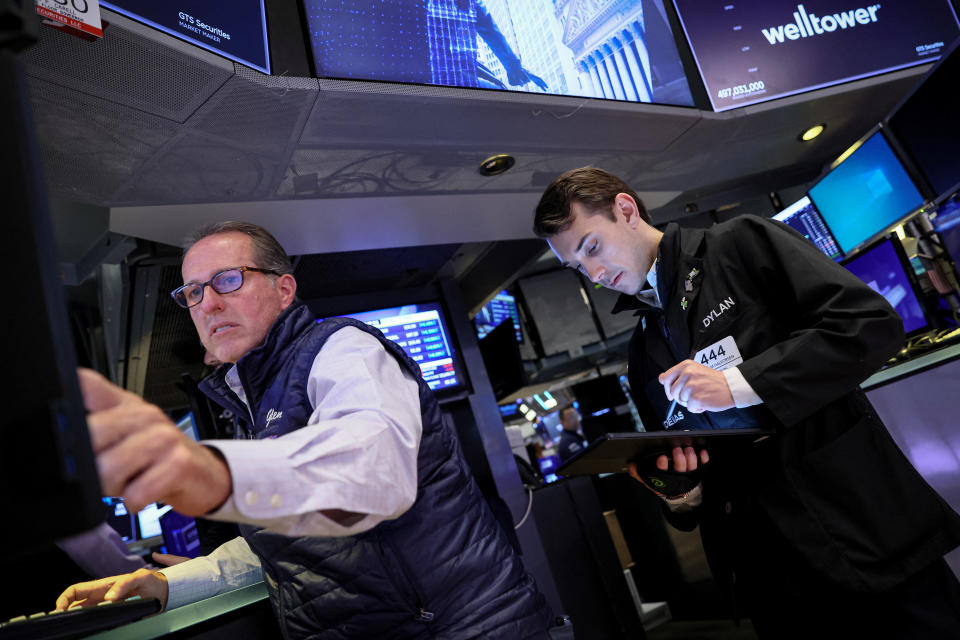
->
<box><xmin>55</xmin><ymin>568</ymin><xmax>169</xmax><ymax>612</ymax></box>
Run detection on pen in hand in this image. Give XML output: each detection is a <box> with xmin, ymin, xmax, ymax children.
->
<box><xmin>664</xmin><ymin>398</ymin><xmax>678</xmax><ymax>428</ymax></box>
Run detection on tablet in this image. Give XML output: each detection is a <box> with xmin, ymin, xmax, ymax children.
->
<box><xmin>556</xmin><ymin>428</ymin><xmax>772</xmax><ymax>476</ymax></box>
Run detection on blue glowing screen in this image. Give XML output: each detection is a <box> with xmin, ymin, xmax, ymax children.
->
<box><xmin>808</xmin><ymin>131</ymin><xmax>925</xmax><ymax>254</ymax></box>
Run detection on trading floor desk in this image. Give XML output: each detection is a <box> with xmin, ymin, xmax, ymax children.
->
<box><xmin>88</xmin><ymin>583</ymin><xmax>274</xmax><ymax>639</ymax></box>
<box><xmin>862</xmin><ymin>341</ymin><xmax>960</xmax><ymax>578</ymax></box>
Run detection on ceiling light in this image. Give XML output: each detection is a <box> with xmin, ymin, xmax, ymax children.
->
<box><xmin>799</xmin><ymin>124</ymin><xmax>826</xmax><ymax>141</ymax></box>
<box><xmin>478</xmin><ymin>154</ymin><xmax>515</xmax><ymax>176</ymax></box>
<box><xmin>830</xmin><ymin>138</ymin><xmax>864</xmax><ymax>169</ymax></box>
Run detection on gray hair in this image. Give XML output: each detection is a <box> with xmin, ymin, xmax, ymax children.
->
<box><xmin>184</xmin><ymin>221</ymin><xmax>292</xmax><ymax>276</ymax></box>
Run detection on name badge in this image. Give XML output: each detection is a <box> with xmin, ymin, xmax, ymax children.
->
<box><xmin>694</xmin><ymin>335</ymin><xmax>743</xmax><ymax>371</ymax></box>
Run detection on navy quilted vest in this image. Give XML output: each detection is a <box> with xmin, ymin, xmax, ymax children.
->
<box><xmin>200</xmin><ymin>303</ymin><xmax>552</xmax><ymax>639</ymax></box>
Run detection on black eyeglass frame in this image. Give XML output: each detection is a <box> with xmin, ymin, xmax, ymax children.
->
<box><xmin>170</xmin><ymin>266</ymin><xmax>282</xmax><ymax>309</ymax></box>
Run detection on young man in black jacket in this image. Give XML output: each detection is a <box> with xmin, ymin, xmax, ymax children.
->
<box><xmin>534</xmin><ymin>166</ymin><xmax>960</xmax><ymax>638</ymax></box>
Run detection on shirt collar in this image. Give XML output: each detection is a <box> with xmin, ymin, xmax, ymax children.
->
<box><xmin>635</xmin><ymin>258</ymin><xmax>661</xmax><ymax>309</ymax></box>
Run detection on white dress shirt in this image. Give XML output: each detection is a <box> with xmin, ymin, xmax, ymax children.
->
<box><xmin>161</xmin><ymin>326</ymin><xmax>422</xmax><ymax>609</ymax></box>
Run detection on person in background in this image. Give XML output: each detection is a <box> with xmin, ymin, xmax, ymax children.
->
<box><xmin>556</xmin><ymin>406</ymin><xmax>588</xmax><ymax>463</ymax></box>
<box><xmin>56</xmin><ymin>221</ymin><xmax>554</xmax><ymax>639</ymax></box>
<box><xmin>532</xmin><ymin>166</ymin><xmax>960</xmax><ymax>639</ymax></box>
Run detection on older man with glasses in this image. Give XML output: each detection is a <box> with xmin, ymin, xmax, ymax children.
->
<box><xmin>57</xmin><ymin>221</ymin><xmax>555</xmax><ymax>640</ymax></box>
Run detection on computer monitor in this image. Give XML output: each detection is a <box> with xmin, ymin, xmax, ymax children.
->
<box><xmin>103</xmin><ymin>497</ymin><xmax>136</xmax><ymax>543</ymax></box>
<box><xmin>137</xmin><ymin>502</ymin><xmax>174</xmax><ymax>540</ymax></box>
<box><xmin>474</xmin><ymin>290</ymin><xmax>522</xmax><ymax>342</ymax></box>
<box><xmin>772</xmin><ymin>196</ymin><xmax>843</xmax><ymax>261</ymax></box>
<box><xmin>159</xmin><ymin>509</ymin><xmax>203</xmax><ymax>559</ymax></box>
<box><xmin>1</xmin><ymin>48</ymin><xmax>103</xmax><ymax>558</ymax></box>
<box><xmin>841</xmin><ymin>235</ymin><xmax>930</xmax><ymax>336</ymax></box>
<box><xmin>537</xmin><ymin>454</ymin><xmax>562</xmax><ymax>484</ymax></box>
<box><xmin>886</xmin><ymin>36</ymin><xmax>960</xmax><ymax>202</ymax></box>
<box><xmin>808</xmin><ymin>129</ymin><xmax>927</xmax><ymax>255</ymax></box>
<box><xmin>102</xmin><ymin>497</ymin><xmax>172</xmax><ymax>545</ymax></box>
<box><xmin>478</xmin><ymin>320</ymin><xmax>525</xmax><ymax>401</ymax></box>
<box><xmin>322</xmin><ymin>301</ymin><xmax>466</xmax><ymax>394</ymax></box>
<box><xmin>175</xmin><ymin>411</ymin><xmax>200</xmax><ymax>442</ymax></box>
<box><xmin>571</xmin><ymin>375</ymin><xmax>628</xmax><ymax>418</ymax></box>
<box><xmin>99</xmin><ymin>1</ymin><xmax>271</xmax><ymax>73</ymax></box>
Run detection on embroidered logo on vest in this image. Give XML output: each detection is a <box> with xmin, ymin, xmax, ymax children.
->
<box><xmin>265</xmin><ymin>408</ymin><xmax>283</xmax><ymax>427</ymax></box>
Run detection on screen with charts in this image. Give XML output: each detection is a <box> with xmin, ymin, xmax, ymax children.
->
<box><xmin>808</xmin><ymin>130</ymin><xmax>926</xmax><ymax>254</ymax></box>
<box><xmin>474</xmin><ymin>290</ymin><xmax>522</xmax><ymax>342</ymax></box>
<box><xmin>672</xmin><ymin>0</ymin><xmax>960</xmax><ymax>111</ymax></box>
<box><xmin>100</xmin><ymin>0</ymin><xmax>271</xmax><ymax>73</ymax></box>
<box><xmin>772</xmin><ymin>196</ymin><xmax>843</xmax><ymax>261</ymax></box>
<box><xmin>324</xmin><ymin>302</ymin><xmax>464</xmax><ymax>393</ymax></box>
<box><xmin>303</xmin><ymin>0</ymin><xmax>694</xmax><ymax>106</ymax></box>
<box><xmin>842</xmin><ymin>236</ymin><xmax>929</xmax><ymax>335</ymax></box>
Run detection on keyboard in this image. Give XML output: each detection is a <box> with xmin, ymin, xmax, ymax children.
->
<box><xmin>0</xmin><ymin>596</ymin><xmax>161</xmax><ymax>640</ymax></box>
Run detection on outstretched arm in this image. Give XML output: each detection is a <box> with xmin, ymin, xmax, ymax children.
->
<box><xmin>78</xmin><ymin>369</ymin><xmax>232</xmax><ymax>516</ymax></box>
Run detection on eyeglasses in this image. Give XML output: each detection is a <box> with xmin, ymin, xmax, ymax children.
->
<box><xmin>171</xmin><ymin>266</ymin><xmax>280</xmax><ymax>309</ymax></box>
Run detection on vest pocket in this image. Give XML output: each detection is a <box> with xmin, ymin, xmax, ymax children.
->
<box><xmin>377</xmin><ymin>535</ymin><xmax>434</xmax><ymax>623</ymax></box>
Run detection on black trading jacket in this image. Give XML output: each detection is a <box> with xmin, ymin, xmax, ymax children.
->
<box><xmin>614</xmin><ymin>215</ymin><xmax>960</xmax><ymax>593</ymax></box>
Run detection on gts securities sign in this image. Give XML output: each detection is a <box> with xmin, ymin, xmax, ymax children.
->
<box><xmin>671</xmin><ymin>0</ymin><xmax>960</xmax><ymax>111</ymax></box>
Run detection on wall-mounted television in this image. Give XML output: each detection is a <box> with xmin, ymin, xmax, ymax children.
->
<box><xmin>808</xmin><ymin>129</ymin><xmax>926</xmax><ymax>254</ymax></box>
<box><xmin>886</xmin><ymin>36</ymin><xmax>960</xmax><ymax>203</ymax></box>
<box><xmin>303</xmin><ymin>0</ymin><xmax>694</xmax><ymax>106</ymax></box>
<box><xmin>841</xmin><ymin>235</ymin><xmax>930</xmax><ymax>337</ymax></box>
<box><xmin>101</xmin><ymin>0</ymin><xmax>271</xmax><ymax>73</ymax></box>
<box><xmin>672</xmin><ymin>0</ymin><xmax>960</xmax><ymax>111</ymax></box>
<box><xmin>772</xmin><ymin>195</ymin><xmax>843</xmax><ymax>261</ymax></box>
<box><xmin>321</xmin><ymin>301</ymin><xmax>467</xmax><ymax>395</ymax></box>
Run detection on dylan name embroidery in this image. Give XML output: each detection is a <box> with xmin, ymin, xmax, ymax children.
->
<box><xmin>701</xmin><ymin>297</ymin><xmax>736</xmax><ymax>328</ymax></box>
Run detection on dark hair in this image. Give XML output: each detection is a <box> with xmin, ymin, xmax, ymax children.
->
<box><xmin>533</xmin><ymin>167</ymin><xmax>650</xmax><ymax>238</ymax></box>
<box><xmin>558</xmin><ymin>405</ymin><xmax>578</xmax><ymax>420</ymax></box>
<box><xmin>184</xmin><ymin>221</ymin><xmax>292</xmax><ymax>276</ymax></box>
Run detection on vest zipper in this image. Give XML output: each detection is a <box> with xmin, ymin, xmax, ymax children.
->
<box><xmin>379</xmin><ymin>535</ymin><xmax>434</xmax><ymax>624</ymax></box>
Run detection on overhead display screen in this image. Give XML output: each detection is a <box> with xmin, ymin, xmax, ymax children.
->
<box><xmin>808</xmin><ymin>130</ymin><xmax>925</xmax><ymax>254</ymax></box>
<box><xmin>303</xmin><ymin>0</ymin><xmax>695</xmax><ymax>106</ymax></box>
<box><xmin>887</xmin><ymin>40</ymin><xmax>960</xmax><ymax>201</ymax></box>
<box><xmin>101</xmin><ymin>1</ymin><xmax>270</xmax><ymax>74</ymax></box>
<box><xmin>672</xmin><ymin>0</ymin><xmax>960</xmax><ymax>111</ymax></box>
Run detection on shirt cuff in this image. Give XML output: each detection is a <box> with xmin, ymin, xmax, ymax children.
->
<box><xmin>159</xmin><ymin>537</ymin><xmax>263</xmax><ymax>610</ymax></box>
<box><xmin>722</xmin><ymin>366</ymin><xmax>763</xmax><ymax>408</ymax></box>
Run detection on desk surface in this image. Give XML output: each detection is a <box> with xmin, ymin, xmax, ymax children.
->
<box><xmin>87</xmin><ymin>582</ymin><xmax>268</xmax><ymax>639</ymax></box>
<box><xmin>861</xmin><ymin>342</ymin><xmax>960</xmax><ymax>389</ymax></box>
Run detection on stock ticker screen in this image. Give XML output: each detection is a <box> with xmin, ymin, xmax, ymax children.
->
<box><xmin>324</xmin><ymin>302</ymin><xmax>463</xmax><ymax>392</ymax></box>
